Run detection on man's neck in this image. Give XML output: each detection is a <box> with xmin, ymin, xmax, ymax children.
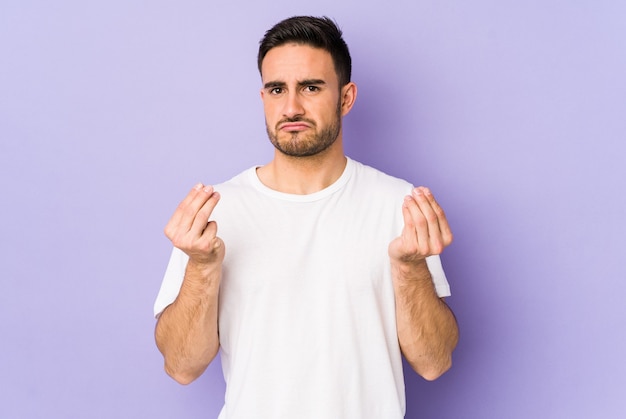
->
<box><xmin>256</xmin><ymin>143</ymin><xmax>347</xmax><ymax>195</ymax></box>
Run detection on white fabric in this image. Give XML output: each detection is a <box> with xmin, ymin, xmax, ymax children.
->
<box><xmin>154</xmin><ymin>158</ymin><xmax>451</xmax><ymax>419</ymax></box>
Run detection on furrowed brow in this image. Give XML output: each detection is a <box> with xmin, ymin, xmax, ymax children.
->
<box><xmin>263</xmin><ymin>81</ymin><xmax>286</xmax><ymax>90</ymax></box>
<box><xmin>298</xmin><ymin>79</ymin><xmax>326</xmax><ymax>87</ymax></box>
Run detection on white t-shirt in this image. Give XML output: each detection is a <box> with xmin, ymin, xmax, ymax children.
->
<box><xmin>154</xmin><ymin>158</ymin><xmax>451</xmax><ymax>419</ymax></box>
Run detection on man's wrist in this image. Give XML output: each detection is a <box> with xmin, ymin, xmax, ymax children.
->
<box><xmin>185</xmin><ymin>259</ymin><xmax>222</xmax><ymax>285</ymax></box>
<box><xmin>390</xmin><ymin>256</ymin><xmax>427</xmax><ymax>273</ymax></box>
<box><xmin>390</xmin><ymin>257</ymin><xmax>433</xmax><ymax>286</ymax></box>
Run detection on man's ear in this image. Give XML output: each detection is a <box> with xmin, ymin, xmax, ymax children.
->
<box><xmin>340</xmin><ymin>82</ymin><xmax>358</xmax><ymax>116</ymax></box>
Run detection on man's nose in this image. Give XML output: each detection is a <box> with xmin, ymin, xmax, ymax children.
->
<box><xmin>283</xmin><ymin>92</ymin><xmax>305</xmax><ymax>118</ymax></box>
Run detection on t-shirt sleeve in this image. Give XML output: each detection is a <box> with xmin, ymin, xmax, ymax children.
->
<box><xmin>153</xmin><ymin>247</ymin><xmax>189</xmax><ymax>318</ymax></box>
<box><xmin>425</xmin><ymin>254</ymin><xmax>451</xmax><ymax>298</ymax></box>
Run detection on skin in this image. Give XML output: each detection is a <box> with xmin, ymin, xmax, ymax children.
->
<box><xmin>155</xmin><ymin>184</ymin><xmax>223</xmax><ymax>384</ymax></box>
<box><xmin>389</xmin><ymin>187</ymin><xmax>459</xmax><ymax>380</ymax></box>
<box><xmin>256</xmin><ymin>43</ymin><xmax>357</xmax><ymax>194</ymax></box>
<box><xmin>155</xmin><ymin>43</ymin><xmax>458</xmax><ymax>384</ymax></box>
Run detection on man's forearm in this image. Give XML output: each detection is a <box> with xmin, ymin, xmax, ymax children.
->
<box><xmin>392</xmin><ymin>259</ymin><xmax>459</xmax><ymax>381</ymax></box>
<box><xmin>155</xmin><ymin>261</ymin><xmax>222</xmax><ymax>385</ymax></box>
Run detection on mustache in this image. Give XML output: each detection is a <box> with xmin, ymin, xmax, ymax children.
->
<box><xmin>277</xmin><ymin>116</ymin><xmax>316</xmax><ymax>126</ymax></box>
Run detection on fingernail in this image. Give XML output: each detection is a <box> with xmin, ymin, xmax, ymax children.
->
<box><xmin>203</xmin><ymin>185</ymin><xmax>213</xmax><ymax>193</ymax></box>
<box><xmin>194</xmin><ymin>183</ymin><xmax>203</xmax><ymax>190</ymax></box>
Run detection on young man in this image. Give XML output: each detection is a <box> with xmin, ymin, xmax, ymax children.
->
<box><xmin>154</xmin><ymin>16</ymin><xmax>458</xmax><ymax>419</ymax></box>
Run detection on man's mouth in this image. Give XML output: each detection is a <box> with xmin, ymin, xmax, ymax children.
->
<box><xmin>279</xmin><ymin>122</ymin><xmax>311</xmax><ymax>132</ymax></box>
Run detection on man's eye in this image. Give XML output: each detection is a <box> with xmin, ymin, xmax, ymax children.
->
<box><xmin>270</xmin><ymin>87</ymin><xmax>283</xmax><ymax>95</ymax></box>
<box><xmin>305</xmin><ymin>86</ymin><xmax>319</xmax><ymax>92</ymax></box>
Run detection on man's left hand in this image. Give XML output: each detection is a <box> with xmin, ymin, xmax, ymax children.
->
<box><xmin>388</xmin><ymin>187</ymin><xmax>453</xmax><ymax>264</ymax></box>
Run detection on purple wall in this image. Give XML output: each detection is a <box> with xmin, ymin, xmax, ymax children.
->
<box><xmin>2</xmin><ymin>1</ymin><xmax>625</xmax><ymax>418</ymax></box>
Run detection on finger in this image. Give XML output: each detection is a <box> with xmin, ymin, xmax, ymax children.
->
<box><xmin>412</xmin><ymin>187</ymin><xmax>452</xmax><ymax>253</ymax></box>
<box><xmin>400</xmin><ymin>197</ymin><xmax>418</xmax><ymax>249</ymax></box>
<box><xmin>165</xmin><ymin>183</ymin><xmax>206</xmax><ymax>236</ymax></box>
<box><xmin>403</xmin><ymin>194</ymin><xmax>431</xmax><ymax>255</ymax></box>
<box><xmin>411</xmin><ymin>187</ymin><xmax>447</xmax><ymax>254</ymax></box>
<box><xmin>180</xmin><ymin>185</ymin><xmax>216</xmax><ymax>231</ymax></box>
<box><xmin>421</xmin><ymin>187</ymin><xmax>453</xmax><ymax>247</ymax></box>
<box><xmin>189</xmin><ymin>188</ymin><xmax>221</xmax><ymax>237</ymax></box>
<box><xmin>203</xmin><ymin>220</ymin><xmax>218</xmax><ymax>240</ymax></box>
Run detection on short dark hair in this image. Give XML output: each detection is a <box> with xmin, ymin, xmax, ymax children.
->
<box><xmin>257</xmin><ymin>16</ymin><xmax>352</xmax><ymax>87</ymax></box>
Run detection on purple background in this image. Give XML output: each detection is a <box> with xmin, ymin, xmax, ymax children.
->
<box><xmin>2</xmin><ymin>1</ymin><xmax>625</xmax><ymax>418</ymax></box>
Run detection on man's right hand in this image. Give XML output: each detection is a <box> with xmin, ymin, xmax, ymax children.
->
<box><xmin>164</xmin><ymin>183</ymin><xmax>225</xmax><ymax>266</ymax></box>
<box><xmin>157</xmin><ymin>183</ymin><xmax>224</xmax><ymax>384</ymax></box>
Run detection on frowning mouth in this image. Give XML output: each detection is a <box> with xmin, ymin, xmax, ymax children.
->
<box><xmin>280</xmin><ymin>123</ymin><xmax>310</xmax><ymax>132</ymax></box>
<box><xmin>277</xmin><ymin>118</ymin><xmax>315</xmax><ymax>132</ymax></box>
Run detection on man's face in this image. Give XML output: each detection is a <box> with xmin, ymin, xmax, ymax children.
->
<box><xmin>260</xmin><ymin>44</ymin><xmax>345</xmax><ymax>157</ymax></box>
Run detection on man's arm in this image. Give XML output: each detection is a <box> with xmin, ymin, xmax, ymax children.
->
<box><xmin>388</xmin><ymin>187</ymin><xmax>459</xmax><ymax>381</ymax></box>
<box><xmin>154</xmin><ymin>184</ymin><xmax>225</xmax><ymax>385</ymax></box>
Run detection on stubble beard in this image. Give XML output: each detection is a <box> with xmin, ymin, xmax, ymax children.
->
<box><xmin>266</xmin><ymin>102</ymin><xmax>342</xmax><ymax>158</ymax></box>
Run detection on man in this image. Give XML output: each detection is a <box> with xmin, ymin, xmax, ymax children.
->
<box><xmin>154</xmin><ymin>16</ymin><xmax>458</xmax><ymax>419</ymax></box>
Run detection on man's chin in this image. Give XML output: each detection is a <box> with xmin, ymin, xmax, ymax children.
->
<box><xmin>271</xmin><ymin>135</ymin><xmax>313</xmax><ymax>155</ymax></box>
<box><xmin>268</xmin><ymin>128</ymin><xmax>339</xmax><ymax>158</ymax></box>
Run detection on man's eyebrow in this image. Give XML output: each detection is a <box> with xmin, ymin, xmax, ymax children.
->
<box><xmin>263</xmin><ymin>79</ymin><xmax>327</xmax><ymax>89</ymax></box>
<box><xmin>263</xmin><ymin>81</ymin><xmax>286</xmax><ymax>89</ymax></box>
<box><xmin>298</xmin><ymin>79</ymin><xmax>326</xmax><ymax>87</ymax></box>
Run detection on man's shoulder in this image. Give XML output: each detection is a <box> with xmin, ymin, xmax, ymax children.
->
<box><xmin>349</xmin><ymin>159</ymin><xmax>413</xmax><ymax>193</ymax></box>
<box><xmin>214</xmin><ymin>166</ymin><xmax>257</xmax><ymax>190</ymax></box>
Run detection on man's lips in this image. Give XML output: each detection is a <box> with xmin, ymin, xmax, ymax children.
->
<box><xmin>278</xmin><ymin>122</ymin><xmax>312</xmax><ymax>132</ymax></box>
